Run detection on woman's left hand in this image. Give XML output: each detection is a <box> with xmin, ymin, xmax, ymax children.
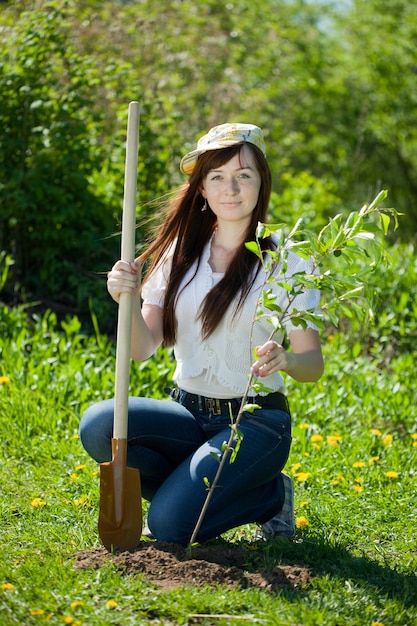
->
<box><xmin>251</xmin><ymin>341</ymin><xmax>295</xmax><ymax>377</ymax></box>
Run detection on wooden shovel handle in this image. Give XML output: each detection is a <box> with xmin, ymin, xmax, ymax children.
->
<box><xmin>114</xmin><ymin>102</ymin><xmax>139</xmax><ymax>440</ymax></box>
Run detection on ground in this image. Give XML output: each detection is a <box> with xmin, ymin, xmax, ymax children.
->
<box><xmin>74</xmin><ymin>540</ymin><xmax>311</xmax><ymax>592</ymax></box>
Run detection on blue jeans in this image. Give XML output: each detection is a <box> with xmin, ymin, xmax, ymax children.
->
<box><xmin>79</xmin><ymin>392</ymin><xmax>292</xmax><ymax>544</ymax></box>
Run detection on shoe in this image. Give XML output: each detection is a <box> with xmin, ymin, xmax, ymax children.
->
<box><xmin>258</xmin><ymin>473</ymin><xmax>295</xmax><ymax>540</ymax></box>
<box><xmin>142</xmin><ymin>521</ymin><xmax>154</xmax><ymax>539</ymax></box>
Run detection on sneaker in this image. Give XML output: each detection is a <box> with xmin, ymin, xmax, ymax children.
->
<box><xmin>258</xmin><ymin>473</ymin><xmax>295</xmax><ymax>540</ymax></box>
<box><xmin>142</xmin><ymin>521</ymin><xmax>154</xmax><ymax>539</ymax></box>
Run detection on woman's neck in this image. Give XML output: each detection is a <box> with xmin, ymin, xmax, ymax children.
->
<box><xmin>208</xmin><ymin>225</ymin><xmax>245</xmax><ymax>272</ymax></box>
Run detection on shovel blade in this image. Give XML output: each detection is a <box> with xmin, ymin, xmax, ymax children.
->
<box><xmin>98</xmin><ymin>439</ymin><xmax>142</xmax><ymax>552</ymax></box>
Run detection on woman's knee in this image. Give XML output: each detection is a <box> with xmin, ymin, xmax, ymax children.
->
<box><xmin>79</xmin><ymin>399</ymin><xmax>114</xmax><ymax>462</ymax></box>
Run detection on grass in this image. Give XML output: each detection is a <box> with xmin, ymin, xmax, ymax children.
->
<box><xmin>1</xmin><ymin>302</ymin><xmax>417</xmax><ymax>625</ymax></box>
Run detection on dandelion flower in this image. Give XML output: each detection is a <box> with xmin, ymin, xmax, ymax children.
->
<box><xmin>296</xmin><ymin>516</ymin><xmax>309</xmax><ymax>529</ymax></box>
<box><xmin>300</xmin><ymin>501</ymin><xmax>309</xmax><ymax>508</ymax></box>
<box><xmin>74</xmin><ymin>495</ymin><xmax>88</xmax><ymax>506</ymax></box>
<box><xmin>0</xmin><ymin>376</ymin><xmax>11</xmax><ymax>385</ymax></box>
<box><xmin>371</xmin><ymin>622</ymin><xmax>385</xmax><ymax>626</ymax></box>
<box><xmin>106</xmin><ymin>600</ymin><xmax>119</xmax><ymax>609</ymax></box>
<box><xmin>75</xmin><ymin>464</ymin><xmax>86</xmax><ymax>471</ymax></box>
<box><xmin>382</xmin><ymin>434</ymin><xmax>393</xmax><ymax>445</ymax></box>
<box><xmin>368</xmin><ymin>456</ymin><xmax>380</xmax><ymax>465</ymax></box>
<box><xmin>385</xmin><ymin>471</ymin><xmax>398</xmax><ymax>479</ymax></box>
<box><xmin>70</xmin><ymin>601</ymin><xmax>84</xmax><ymax>610</ymax></box>
<box><xmin>310</xmin><ymin>434</ymin><xmax>323</xmax><ymax>443</ymax></box>
<box><xmin>30</xmin><ymin>609</ymin><xmax>45</xmax><ymax>616</ymax></box>
<box><xmin>327</xmin><ymin>434</ymin><xmax>342</xmax><ymax>446</ymax></box>
<box><xmin>299</xmin><ymin>423</ymin><xmax>310</xmax><ymax>430</ymax></box>
<box><xmin>31</xmin><ymin>498</ymin><xmax>48</xmax><ymax>507</ymax></box>
<box><xmin>296</xmin><ymin>472</ymin><xmax>311</xmax><ymax>482</ymax></box>
<box><xmin>353</xmin><ymin>461</ymin><xmax>366</xmax><ymax>468</ymax></box>
<box><xmin>370</xmin><ymin>429</ymin><xmax>382</xmax><ymax>436</ymax></box>
<box><xmin>1</xmin><ymin>583</ymin><xmax>15</xmax><ymax>590</ymax></box>
<box><xmin>412</xmin><ymin>434</ymin><xmax>417</xmax><ymax>441</ymax></box>
<box><xmin>353</xmin><ymin>485</ymin><xmax>363</xmax><ymax>493</ymax></box>
<box><xmin>291</xmin><ymin>463</ymin><xmax>302</xmax><ymax>474</ymax></box>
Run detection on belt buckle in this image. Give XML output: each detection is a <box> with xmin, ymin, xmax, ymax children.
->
<box><xmin>208</xmin><ymin>397</ymin><xmax>222</xmax><ymax>415</ymax></box>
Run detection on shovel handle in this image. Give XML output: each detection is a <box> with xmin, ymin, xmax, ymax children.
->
<box><xmin>114</xmin><ymin>101</ymin><xmax>140</xmax><ymax>440</ymax></box>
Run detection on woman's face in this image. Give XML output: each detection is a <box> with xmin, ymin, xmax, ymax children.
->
<box><xmin>200</xmin><ymin>144</ymin><xmax>262</xmax><ymax>228</ymax></box>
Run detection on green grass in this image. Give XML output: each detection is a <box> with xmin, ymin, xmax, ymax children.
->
<box><xmin>1</xmin><ymin>304</ymin><xmax>416</xmax><ymax>625</ymax></box>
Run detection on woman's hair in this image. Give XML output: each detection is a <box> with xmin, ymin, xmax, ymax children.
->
<box><xmin>138</xmin><ymin>142</ymin><xmax>273</xmax><ymax>345</ymax></box>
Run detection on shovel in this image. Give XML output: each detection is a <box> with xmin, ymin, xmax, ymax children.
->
<box><xmin>98</xmin><ymin>101</ymin><xmax>142</xmax><ymax>552</ymax></box>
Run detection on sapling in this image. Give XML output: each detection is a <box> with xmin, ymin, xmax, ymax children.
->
<box><xmin>188</xmin><ymin>190</ymin><xmax>400</xmax><ymax>548</ymax></box>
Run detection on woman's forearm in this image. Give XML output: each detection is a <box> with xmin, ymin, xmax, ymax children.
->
<box><xmin>130</xmin><ymin>298</ymin><xmax>164</xmax><ymax>362</ymax></box>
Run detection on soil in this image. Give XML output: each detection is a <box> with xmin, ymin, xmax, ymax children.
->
<box><xmin>73</xmin><ymin>540</ymin><xmax>311</xmax><ymax>592</ymax></box>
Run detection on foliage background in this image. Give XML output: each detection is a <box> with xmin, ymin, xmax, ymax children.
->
<box><xmin>1</xmin><ymin>0</ymin><xmax>416</xmax><ymax>331</ymax></box>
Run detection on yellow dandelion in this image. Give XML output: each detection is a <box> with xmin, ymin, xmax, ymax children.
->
<box><xmin>355</xmin><ymin>477</ymin><xmax>363</xmax><ymax>483</ymax></box>
<box><xmin>0</xmin><ymin>376</ymin><xmax>11</xmax><ymax>384</ymax></box>
<box><xmin>75</xmin><ymin>464</ymin><xmax>86</xmax><ymax>471</ymax></box>
<box><xmin>299</xmin><ymin>423</ymin><xmax>310</xmax><ymax>430</ymax></box>
<box><xmin>30</xmin><ymin>609</ymin><xmax>45</xmax><ymax>616</ymax></box>
<box><xmin>327</xmin><ymin>434</ymin><xmax>342</xmax><ymax>446</ymax></box>
<box><xmin>382</xmin><ymin>434</ymin><xmax>393</xmax><ymax>445</ymax></box>
<box><xmin>1</xmin><ymin>583</ymin><xmax>15</xmax><ymax>590</ymax></box>
<box><xmin>312</xmin><ymin>443</ymin><xmax>321</xmax><ymax>450</ymax></box>
<box><xmin>353</xmin><ymin>461</ymin><xmax>366</xmax><ymax>468</ymax></box>
<box><xmin>385</xmin><ymin>471</ymin><xmax>399</xmax><ymax>479</ymax></box>
<box><xmin>310</xmin><ymin>434</ymin><xmax>323</xmax><ymax>443</ymax></box>
<box><xmin>296</xmin><ymin>472</ymin><xmax>311</xmax><ymax>482</ymax></box>
<box><xmin>73</xmin><ymin>433</ymin><xmax>80</xmax><ymax>439</ymax></box>
<box><xmin>368</xmin><ymin>456</ymin><xmax>380</xmax><ymax>465</ymax></box>
<box><xmin>370</xmin><ymin>428</ymin><xmax>382</xmax><ymax>436</ymax></box>
<box><xmin>353</xmin><ymin>484</ymin><xmax>363</xmax><ymax>493</ymax></box>
<box><xmin>70</xmin><ymin>601</ymin><xmax>84</xmax><ymax>610</ymax></box>
<box><xmin>74</xmin><ymin>495</ymin><xmax>88</xmax><ymax>506</ymax></box>
<box><xmin>106</xmin><ymin>600</ymin><xmax>119</xmax><ymax>609</ymax></box>
<box><xmin>291</xmin><ymin>463</ymin><xmax>302</xmax><ymax>474</ymax></box>
<box><xmin>371</xmin><ymin>622</ymin><xmax>385</xmax><ymax>626</ymax></box>
<box><xmin>69</xmin><ymin>473</ymin><xmax>78</xmax><ymax>482</ymax></box>
<box><xmin>295</xmin><ymin>515</ymin><xmax>309</xmax><ymax>529</ymax></box>
<box><xmin>31</xmin><ymin>498</ymin><xmax>48</xmax><ymax>507</ymax></box>
<box><xmin>411</xmin><ymin>434</ymin><xmax>417</xmax><ymax>440</ymax></box>
<box><xmin>413</xmin><ymin>442</ymin><xmax>417</xmax><ymax>448</ymax></box>
<box><xmin>299</xmin><ymin>501</ymin><xmax>309</xmax><ymax>508</ymax></box>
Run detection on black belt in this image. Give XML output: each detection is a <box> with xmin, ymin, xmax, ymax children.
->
<box><xmin>165</xmin><ymin>387</ymin><xmax>290</xmax><ymax>416</ymax></box>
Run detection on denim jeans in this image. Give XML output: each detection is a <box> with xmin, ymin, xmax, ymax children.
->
<box><xmin>79</xmin><ymin>392</ymin><xmax>292</xmax><ymax>545</ymax></box>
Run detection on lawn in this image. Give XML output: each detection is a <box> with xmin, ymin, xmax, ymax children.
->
<box><xmin>1</xmin><ymin>293</ymin><xmax>416</xmax><ymax>625</ymax></box>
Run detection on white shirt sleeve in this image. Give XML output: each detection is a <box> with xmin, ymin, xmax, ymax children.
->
<box><xmin>141</xmin><ymin>245</ymin><xmax>175</xmax><ymax>308</ymax></box>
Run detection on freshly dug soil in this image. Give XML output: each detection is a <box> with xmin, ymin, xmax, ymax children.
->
<box><xmin>73</xmin><ymin>540</ymin><xmax>311</xmax><ymax>591</ymax></box>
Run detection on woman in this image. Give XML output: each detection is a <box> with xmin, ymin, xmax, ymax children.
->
<box><xmin>79</xmin><ymin>123</ymin><xmax>324</xmax><ymax>545</ymax></box>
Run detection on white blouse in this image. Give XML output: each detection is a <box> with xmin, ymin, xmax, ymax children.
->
<box><xmin>141</xmin><ymin>236</ymin><xmax>320</xmax><ymax>398</ymax></box>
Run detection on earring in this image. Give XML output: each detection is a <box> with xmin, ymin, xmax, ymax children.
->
<box><xmin>201</xmin><ymin>199</ymin><xmax>208</xmax><ymax>212</ymax></box>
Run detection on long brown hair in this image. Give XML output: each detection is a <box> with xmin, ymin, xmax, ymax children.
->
<box><xmin>139</xmin><ymin>143</ymin><xmax>273</xmax><ymax>345</ymax></box>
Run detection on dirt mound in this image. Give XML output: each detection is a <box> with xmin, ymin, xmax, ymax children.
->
<box><xmin>74</xmin><ymin>540</ymin><xmax>311</xmax><ymax>591</ymax></box>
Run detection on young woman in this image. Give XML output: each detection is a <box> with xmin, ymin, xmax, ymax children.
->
<box><xmin>79</xmin><ymin>123</ymin><xmax>324</xmax><ymax>545</ymax></box>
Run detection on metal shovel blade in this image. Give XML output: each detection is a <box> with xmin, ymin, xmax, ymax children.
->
<box><xmin>98</xmin><ymin>437</ymin><xmax>142</xmax><ymax>552</ymax></box>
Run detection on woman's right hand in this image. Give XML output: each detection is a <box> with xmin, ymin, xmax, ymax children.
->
<box><xmin>107</xmin><ymin>260</ymin><xmax>141</xmax><ymax>303</ymax></box>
